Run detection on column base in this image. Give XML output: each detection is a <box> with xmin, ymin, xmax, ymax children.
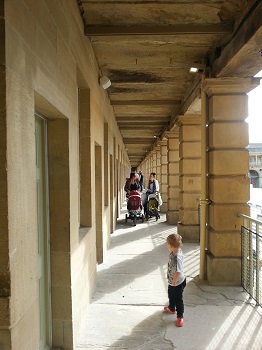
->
<box><xmin>206</xmin><ymin>253</ymin><xmax>241</xmax><ymax>286</ymax></box>
<box><xmin>166</xmin><ymin>210</ymin><xmax>179</xmax><ymax>224</ymax></box>
<box><xmin>160</xmin><ymin>203</ymin><xmax>167</xmax><ymax>212</ymax></box>
<box><xmin>177</xmin><ymin>222</ymin><xmax>199</xmax><ymax>243</ymax></box>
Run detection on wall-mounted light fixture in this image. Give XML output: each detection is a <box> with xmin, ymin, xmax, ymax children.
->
<box><xmin>100</xmin><ymin>76</ymin><xmax>111</xmax><ymax>89</ymax></box>
<box><xmin>189</xmin><ymin>67</ymin><xmax>198</xmax><ymax>73</ymax></box>
<box><xmin>189</xmin><ymin>63</ymin><xmax>206</xmax><ymax>74</ymax></box>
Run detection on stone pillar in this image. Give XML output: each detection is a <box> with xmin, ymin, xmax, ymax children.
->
<box><xmin>177</xmin><ymin>115</ymin><xmax>201</xmax><ymax>241</ymax></box>
<box><xmin>145</xmin><ymin>157</ymin><xmax>150</xmax><ymax>186</ymax></box>
<box><xmin>149</xmin><ymin>152</ymin><xmax>154</xmax><ymax>172</ymax></box>
<box><xmin>152</xmin><ymin>150</ymin><xmax>157</xmax><ymax>173</ymax></box>
<box><xmin>159</xmin><ymin>139</ymin><xmax>168</xmax><ymax>212</ymax></box>
<box><xmin>202</xmin><ymin>77</ymin><xmax>259</xmax><ymax>285</ymax></box>
<box><xmin>166</xmin><ymin>130</ymin><xmax>180</xmax><ymax>224</ymax></box>
<box><xmin>156</xmin><ymin>146</ymin><xmax>161</xmax><ymax>181</ymax></box>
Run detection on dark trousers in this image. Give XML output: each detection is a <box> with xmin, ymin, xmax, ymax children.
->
<box><xmin>143</xmin><ymin>193</ymin><xmax>149</xmax><ymax>216</ymax></box>
<box><xmin>168</xmin><ymin>278</ymin><xmax>186</xmax><ymax>318</ymax></box>
<box><xmin>143</xmin><ymin>201</ymin><xmax>148</xmax><ymax>216</ymax></box>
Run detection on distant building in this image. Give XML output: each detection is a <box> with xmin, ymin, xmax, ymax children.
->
<box><xmin>247</xmin><ymin>143</ymin><xmax>262</xmax><ymax>188</ymax></box>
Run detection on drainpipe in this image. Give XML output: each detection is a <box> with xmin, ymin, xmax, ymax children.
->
<box><xmin>199</xmin><ymin>78</ymin><xmax>207</xmax><ymax>280</ymax></box>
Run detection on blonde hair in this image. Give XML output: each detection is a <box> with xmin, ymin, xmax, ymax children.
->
<box><xmin>167</xmin><ymin>233</ymin><xmax>182</xmax><ymax>248</ymax></box>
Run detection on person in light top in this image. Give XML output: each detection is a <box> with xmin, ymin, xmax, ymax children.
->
<box><xmin>144</xmin><ymin>172</ymin><xmax>160</xmax><ymax>218</ymax></box>
<box><xmin>164</xmin><ymin>233</ymin><xmax>186</xmax><ymax>327</ymax></box>
<box><xmin>146</xmin><ymin>172</ymin><xmax>159</xmax><ymax>194</ymax></box>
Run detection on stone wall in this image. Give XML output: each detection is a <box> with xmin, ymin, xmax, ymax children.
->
<box><xmin>1</xmin><ymin>0</ymin><xmax>129</xmax><ymax>349</ymax></box>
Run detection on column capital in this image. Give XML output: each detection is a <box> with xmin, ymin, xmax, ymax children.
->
<box><xmin>157</xmin><ymin>137</ymin><xmax>167</xmax><ymax>146</ymax></box>
<box><xmin>158</xmin><ymin>139</ymin><xmax>167</xmax><ymax>146</ymax></box>
<box><xmin>165</xmin><ymin>130</ymin><xmax>179</xmax><ymax>138</ymax></box>
<box><xmin>202</xmin><ymin>77</ymin><xmax>260</xmax><ymax>97</ymax></box>
<box><xmin>176</xmin><ymin>114</ymin><xmax>201</xmax><ymax>126</ymax></box>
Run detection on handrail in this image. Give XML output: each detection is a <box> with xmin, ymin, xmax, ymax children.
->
<box><xmin>238</xmin><ymin>211</ymin><xmax>262</xmax><ymax>306</ymax></box>
<box><xmin>237</xmin><ymin>212</ymin><xmax>262</xmax><ymax>225</ymax></box>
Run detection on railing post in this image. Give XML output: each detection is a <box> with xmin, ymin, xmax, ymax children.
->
<box><xmin>238</xmin><ymin>212</ymin><xmax>262</xmax><ymax>306</ymax></box>
<box><xmin>256</xmin><ymin>223</ymin><xmax>260</xmax><ymax>304</ymax></box>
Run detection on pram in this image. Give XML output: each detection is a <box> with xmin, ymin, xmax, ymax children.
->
<box><xmin>145</xmin><ymin>192</ymin><xmax>161</xmax><ymax>221</ymax></box>
<box><xmin>125</xmin><ymin>190</ymin><xmax>144</xmax><ymax>226</ymax></box>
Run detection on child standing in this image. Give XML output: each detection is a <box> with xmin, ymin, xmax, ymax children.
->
<box><xmin>164</xmin><ymin>233</ymin><xmax>186</xmax><ymax>327</ymax></box>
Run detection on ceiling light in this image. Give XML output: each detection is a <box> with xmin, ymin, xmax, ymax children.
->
<box><xmin>190</xmin><ymin>67</ymin><xmax>198</xmax><ymax>73</ymax></box>
<box><xmin>189</xmin><ymin>63</ymin><xmax>206</xmax><ymax>73</ymax></box>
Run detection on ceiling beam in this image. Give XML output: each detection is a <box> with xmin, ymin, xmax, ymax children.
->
<box><xmin>112</xmin><ymin>100</ymin><xmax>180</xmax><ymax>106</ymax></box>
<box><xmin>118</xmin><ymin>120</ymin><xmax>168</xmax><ymax>123</ymax></box>
<box><xmin>119</xmin><ymin>125</ymin><xmax>164</xmax><ymax>130</ymax></box>
<box><xmin>119</xmin><ymin>124</ymin><xmax>168</xmax><ymax>129</ymax></box>
<box><xmin>126</xmin><ymin>156</ymin><xmax>149</xmax><ymax>159</ymax></box>
<box><xmin>116</xmin><ymin>116</ymin><xmax>170</xmax><ymax>121</ymax></box>
<box><xmin>82</xmin><ymin>1</ymin><xmax>228</xmax><ymax>3</ymax></box>
<box><xmin>85</xmin><ymin>22</ymin><xmax>233</xmax><ymax>36</ymax></box>
<box><xmin>147</xmin><ymin>74</ymin><xmax>201</xmax><ymax>149</ymax></box>
<box><xmin>211</xmin><ymin>1</ymin><xmax>262</xmax><ymax>77</ymax></box>
<box><xmin>123</xmin><ymin>139</ymin><xmax>152</xmax><ymax>144</ymax></box>
<box><xmin>117</xmin><ymin>118</ymin><xmax>169</xmax><ymax>123</ymax></box>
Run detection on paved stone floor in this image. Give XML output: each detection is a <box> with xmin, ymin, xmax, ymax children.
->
<box><xmin>76</xmin><ymin>203</ymin><xmax>262</xmax><ymax>350</ymax></box>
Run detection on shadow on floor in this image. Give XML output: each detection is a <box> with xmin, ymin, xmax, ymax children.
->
<box><xmin>76</xmin><ymin>206</ymin><xmax>262</xmax><ymax>350</ymax></box>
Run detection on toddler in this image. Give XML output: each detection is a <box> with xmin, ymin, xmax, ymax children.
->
<box><xmin>164</xmin><ymin>233</ymin><xmax>186</xmax><ymax>327</ymax></box>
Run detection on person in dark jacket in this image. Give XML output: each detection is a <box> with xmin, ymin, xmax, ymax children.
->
<box><xmin>124</xmin><ymin>172</ymin><xmax>141</xmax><ymax>211</ymax></box>
<box><xmin>139</xmin><ymin>171</ymin><xmax>144</xmax><ymax>191</ymax></box>
<box><xmin>124</xmin><ymin>172</ymin><xmax>141</xmax><ymax>196</ymax></box>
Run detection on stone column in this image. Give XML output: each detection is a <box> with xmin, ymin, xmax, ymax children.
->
<box><xmin>202</xmin><ymin>77</ymin><xmax>259</xmax><ymax>285</ymax></box>
<box><xmin>149</xmin><ymin>152</ymin><xmax>154</xmax><ymax>172</ymax></box>
<box><xmin>156</xmin><ymin>146</ymin><xmax>161</xmax><ymax>181</ymax></box>
<box><xmin>159</xmin><ymin>139</ymin><xmax>168</xmax><ymax>212</ymax></box>
<box><xmin>166</xmin><ymin>130</ymin><xmax>180</xmax><ymax>224</ymax></box>
<box><xmin>145</xmin><ymin>157</ymin><xmax>150</xmax><ymax>185</ymax></box>
<box><xmin>177</xmin><ymin>115</ymin><xmax>201</xmax><ymax>241</ymax></box>
<box><xmin>152</xmin><ymin>150</ymin><xmax>157</xmax><ymax>173</ymax></box>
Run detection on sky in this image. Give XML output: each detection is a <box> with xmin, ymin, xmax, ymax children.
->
<box><xmin>247</xmin><ymin>71</ymin><xmax>262</xmax><ymax>143</ymax></box>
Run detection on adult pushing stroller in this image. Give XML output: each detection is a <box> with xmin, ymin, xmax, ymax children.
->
<box><xmin>144</xmin><ymin>192</ymin><xmax>161</xmax><ymax>221</ymax></box>
<box><xmin>143</xmin><ymin>172</ymin><xmax>161</xmax><ymax>221</ymax></box>
<box><xmin>125</xmin><ymin>190</ymin><xmax>145</xmax><ymax>226</ymax></box>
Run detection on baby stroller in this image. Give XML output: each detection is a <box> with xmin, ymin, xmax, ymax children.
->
<box><xmin>145</xmin><ymin>192</ymin><xmax>161</xmax><ymax>221</ymax></box>
<box><xmin>125</xmin><ymin>190</ymin><xmax>144</xmax><ymax>226</ymax></box>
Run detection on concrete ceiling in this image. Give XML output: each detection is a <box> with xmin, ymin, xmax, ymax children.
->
<box><xmin>77</xmin><ymin>0</ymin><xmax>262</xmax><ymax>168</ymax></box>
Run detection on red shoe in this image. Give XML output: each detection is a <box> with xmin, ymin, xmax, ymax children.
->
<box><xmin>176</xmin><ymin>317</ymin><xmax>184</xmax><ymax>327</ymax></box>
<box><xmin>163</xmin><ymin>306</ymin><xmax>176</xmax><ymax>314</ymax></box>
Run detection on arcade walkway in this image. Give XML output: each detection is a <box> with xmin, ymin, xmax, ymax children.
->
<box><xmin>76</xmin><ymin>204</ymin><xmax>262</xmax><ymax>350</ymax></box>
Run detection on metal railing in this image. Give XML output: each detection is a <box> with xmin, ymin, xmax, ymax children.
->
<box><xmin>238</xmin><ymin>213</ymin><xmax>262</xmax><ymax>306</ymax></box>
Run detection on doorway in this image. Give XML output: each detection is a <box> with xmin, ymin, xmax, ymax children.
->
<box><xmin>249</xmin><ymin>169</ymin><xmax>259</xmax><ymax>188</ymax></box>
<box><xmin>95</xmin><ymin>144</ymin><xmax>103</xmax><ymax>263</ymax></box>
<box><xmin>35</xmin><ymin>115</ymin><xmax>51</xmax><ymax>349</ymax></box>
